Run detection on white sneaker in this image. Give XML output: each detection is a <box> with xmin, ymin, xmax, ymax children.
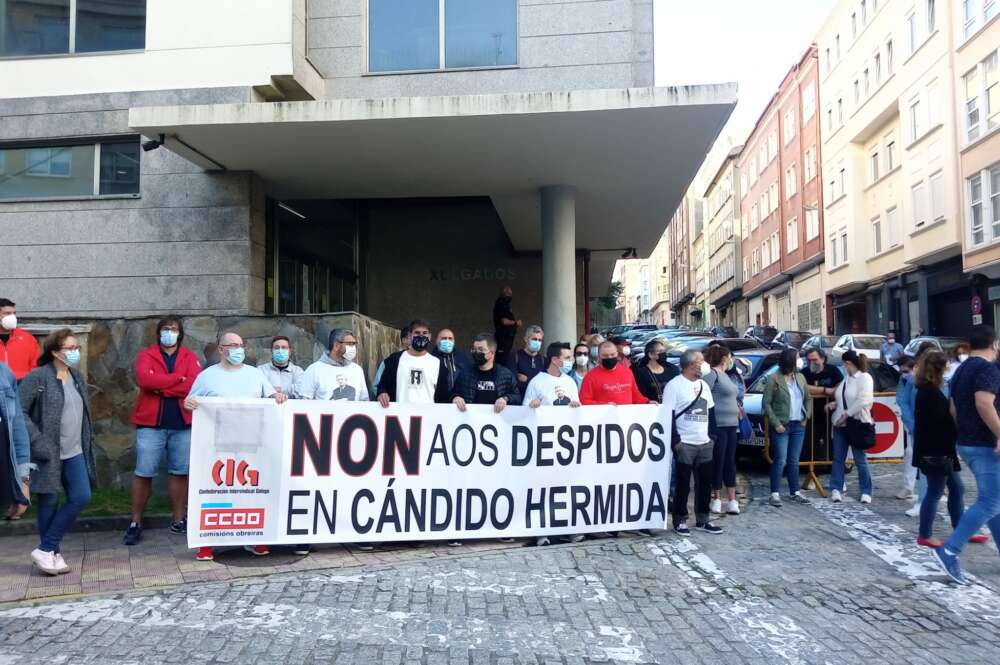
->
<box><xmin>830</xmin><ymin>490</ymin><xmax>843</xmax><ymax>503</ymax></box>
<box><xmin>860</xmin><ymin>494</ymin><xmax>872</xmax><ymax>504</ymax></box>
<box><xmin>53</xmin><ymin>553</ymin><xmax>70</xmax><ymax>574</ymax></box>
<box><xmin>710</xmin><ymin>498</ymin><xmax>723</xmax><ymax>514</ymax></box>
<box><xmin>31</xmin><ymin>549</ymin><xmax>59</xmax><ymax>576</ymax></box>
<box><xmin>895</xmin><ymin>488</ymin><xmax>915</xmax><ymax>500</ymax></box>
<box><xmin>905</xmin><ymin>503</ymin><xmax>921</xmax><ymax>517</ymax></box>
<box><xmin>726</xmin><ymin>500</ymin><xmax>740</xmax><ymax>515</ymax></box>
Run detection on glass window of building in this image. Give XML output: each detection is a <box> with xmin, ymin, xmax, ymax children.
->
<box><xmin>0</xmin><ymin>140</ymin><xmax>140</xmax><ymax>200</ymax></box>
<box><xmin>1</xmin><ymin>0</ymin><xmax>145</xmax><ymax>57</ymax></box>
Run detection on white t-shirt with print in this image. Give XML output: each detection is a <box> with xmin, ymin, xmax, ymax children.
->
<box><xmin>299</xmin><ymin>360</ymin><xmax>370</xmax><ymax>402</ymax></box>
<box><xmin>396</xmin><ymin>352</ymin><xmax>441</xmax><ymax>404</ymax></box>
<box><xmin>524</xmin><ymin>371</ymin><xmax>580</xmax><ymax>406</ymax></box>
<box><xmin>662</xmin><ymin>375</ymin><xmax>715</xmax><ymax>445</ymax></box>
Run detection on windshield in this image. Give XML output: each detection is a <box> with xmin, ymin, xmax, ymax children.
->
<box><xmin>749</xmin><ymin>366</ymin><xmax>779</xmax><ymax>394</ymax></box>
<box><xmin>664</xmin><ymin>338</ymin><xmax>712</xmax><ymax>356</ymax></box>
<box><xmin>854</xmin><ymin>336</ymin><xmax>886</xmax><ymax>350</ymax></box>
<box><xmin>938</xmin><ymin>337</ymin><xmax>967</xmax><ymax>354</ymax></box>
<box><xmin>784</xmin><ymin>332</ymin><xmax>808</xmax><ymax>345</ymax></box>
<box><xmin>819</xmin><ymin>336</ymin><xmax>838</xmax><ymax>346</ymax></box>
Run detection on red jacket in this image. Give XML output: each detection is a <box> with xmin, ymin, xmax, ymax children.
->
<box><xmin>0</xmin><ymin>328</ymin><xmax>38</xmax><ymax>380</ymax></box>
<box><xmin>580</xmin><ymin>364</ymin><xmax>649</xmax><ymax>405</ymax></box>
<box><xmin>130</xmin><ymin>345</ymin><xmax>201</xmax><ymax>427</ymax></box>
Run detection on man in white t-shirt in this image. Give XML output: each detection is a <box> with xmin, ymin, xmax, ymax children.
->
<box><xmin>299</xmin><ymin>328</ymin><xmax>370</xmax><ymax>402</ymax></box>
<box><xmin>662</xmin><ymin>349</ymin><xmax>721</xmax><ymax>537</ymax></box>
<box><xmin>376</xmin><ymin>319</ymin><xmax>450</xmax><ymax>406</ymax></box>
<box><xmin>525</xmin><ymin>343</ymin><xmax>581</xmax><ymax>408</ymax></box>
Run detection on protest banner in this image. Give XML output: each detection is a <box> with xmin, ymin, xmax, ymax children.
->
<box><xmin>188</xmin><ymin>399</ymin><xmax>671</xmax><ymax>547</ymax></box>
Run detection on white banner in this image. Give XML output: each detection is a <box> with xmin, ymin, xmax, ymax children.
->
<box><xmin>188</xmin><ymin>399</ymin><xmax>672</xmax><ymax>547</ymax></box>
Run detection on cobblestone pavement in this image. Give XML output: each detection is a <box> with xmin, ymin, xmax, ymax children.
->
<box><xmin>1</xmin><ymin>466</ymin><xmax>999</xmax><ymax>665</ymax></box>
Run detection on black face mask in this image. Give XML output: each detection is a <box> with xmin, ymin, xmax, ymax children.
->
<box><xmin>410</xmin><ymin>335</ymin><xmax>430</xmax><ymax>352</ymax></box>
<box><xmin>471</xmin><ymin>351</ymin><xmax>488</xmax><ymax>367</ymax></box>
<box><xmin>657</xmin><ymin>352</ymin><xmax>669</xmax><ymax>366</ymax></box>
<box><xmin>601</xmin><ymin>357</ymin><xmax>618</xmax><ymax>370</ymax></box>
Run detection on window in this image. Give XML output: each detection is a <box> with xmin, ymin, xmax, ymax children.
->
<box><xmin>752</xmin><ymin>248</ymin><xmax>760</xmax><ymax>275</ymax></box>
<box><xmin>929</xmin><ymin>171</ymin><xmax>945</xmax><ymax>222</ymax></box>
<box><xmin>784</xmin><ymin>109</ymin><xmax>796</xmax><ymax>145</ymax></box>
<box><xmin>837</xmin><ymin>98</ymin><xmax>844</xmax><ymax>125</ymax></box>
<box><xmin>886</xmin><ymin>39</ymin><xmax>894</xmax><ymax>75</ymax></box>
<box><xmin>854</xmin><ymin>79</ymin><xmax>861</xmax><ymax>104</ymax></box>
<box><xmin>751</xmin><ymin>202</ymin><xmax>759</xmax><ymax>229</ymax></box>
<box><xmin>926</xmin><ymin>0</ymin><xmax>936</xmax><ymax>33</ymax></box>
<box><xmin>886</xmin><ymin>206</ymin><xmax>900</xmax><ymax>247</ymax></box>
<box><xmin>741</xmin><ymin>173</ymin><xmax>749</xmax><ymax>198</ymax></box>
<box><xmin>743</xmin><ymin>257</ymin><xmax>750</xmax><ymax>282</ymax></box>
<box><xmin>785</xmin><ymin>164</ymin><xmax>798</xmax><ymax>199</ymax></box>
<box><xmin>768</xmin><ymin>131</ymin><xmax>778</xmax><ymax>161</ymax></box>
<box><xmin>912</xmin><ymin>181</ymin><xmax>929</xmax><ymax>228</ymax></box>
<box><xmin>875</xmin><ymin>53</ymin><xmax>882</xmax><ymax>83</ymax></box>
<box><xmin>840</xmin><ymin>230</ymin><xmax>849</xmax><ymax>263</ymax></box>
<box><xmin>907</xmin><ymin>13</ymin><xmax>918</xmax><ymax>54</ymax></box>
<box><xmin>369</xmin><ymin>0</ymin><xmax>517</xmax><ymax>72</ymax></box>
<box><xmin>987</xmin><ymin>51</ymin><xmax>999</xmax><ymax>132</ymax></box>
<box><xmin>992</xmin><ymin>166</ymin><xmax>1000</xmax><ymax>239</ymax></box>
<box><xmin>885</xmin><ymin>137</ymin><xmax>896</xmax><ymax>170</ymax></box>
<box><xmin>805</xmin><ymin>147</ymin><xmax>817</xmax><ymax>182</ymax></box>
<box><xmin>759</xmin><ymin>145</ymin><xmax>767</xmax><ymax>173</ymax></box>
<box><xmin>862</xmin><ymin>0</ymin><xmax>868</xmax><ymax>22</ymax></box>
<box><xmin>829</xmin><ymin>233</ymin><xmax>839</xmax><ymax>266</ymax></box>
<box><xmin>838</xmin><ymin>166</ymin><xmax>846</xmax><ymax>198</ymax></box>
<box><xmin>970</xmin><ymin>173</ymin><xmax>984</xmax><ymax>244</ymax></box>
<box><xmin>787</xmin><ymin>218</ymin><xmax>799</xmax><ymax>252</ymax></box>
<box><xmin>803</xmin><ymin>87</ymin><xmax>816</xmax><ymax>120</ymax></box>
<box><xmin>0</xmin><ymin>0</ymin><xmax>146</xmax><ymax>57</ymax></box>
<box><xmin>826</xmin><ymin>48</ymin><xmax>832</xmax><ymax>74</ymax></box>
<box><xmin>769</xmin><ymin>182</ymin><xmax>779</xmax><ymax>212</ymax></box>
<box><xmin>872</xmin><ymin>217</ymin><xmax>883</xmax><ymax>255</ymax></box>
<box><xmin>762</xmin><ymin>238</ymin><xmax>771</xmax><ymax>266</ymax></box>
<box><xmin>870</xmin><ymin>151</ymin><xmax>880</xmax><ymax>183</ymax></box>
<box><xmin>927</xmin><ymin>80</ymin><xmax>941</xmax><ymax>127</ymax></box>
<box><xmin>806</xmin><ymin>206</ymin><xmax>820</xmax><ymax>240</ymax></box>
<box><xmin>0</xmin><ymin>140</ymin><xmax>139</xmax><ymax>200</ymax></box>
<box><xmin>770</xmin><ymin>232</ymin><xmax>780</xmax><ymax>263</ymax></box>
<box><xmin>864</xmin><ymin>68</ymin><xmax>871</xmax><ymax>96</ymax></box>
<box><xmin>852</xmin><ymin>13</ymin><xmax>858</xmax><ymax>38</ymax></box>
<box><xmin>827</xmin><ymin>108</ymin><xmax>834</xmax><ymax>132</ymax></box>
<box><xmin>910</xmin><ymin>98</ymin><xmax>923</xmax><ymax>141</ymax></box>
<box><xmin>836</xmin><ymin>34</ymin><xmax>841</xmax><ymax>59</ymax></box>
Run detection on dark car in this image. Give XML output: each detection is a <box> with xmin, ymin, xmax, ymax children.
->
<box><xmin>770</xmin><ymin>330</ymin><xmax>810</xmax><ymax>351</ymax></box>
<box><xmin>707</xmin><ymin>326</ymin><xmax>740</xmax><ymax>338</ymax></box>
<box><xmin>732</xmin><ymin>349</ymin><xmax>781</xmax><ymax>389</ymax></box>
<box><xmin>663</xmin><ymin>336</ymin><xmax>764</xmax><ymax>364</ymax></box>
<box><xmin>744</xmin><ymin>325</ymin><xmax>778</xmax><ymax>346</ymax></box>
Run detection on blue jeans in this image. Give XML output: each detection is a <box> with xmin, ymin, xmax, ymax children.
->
<box><xmin>919</xmin><ymin>471</ymin><xmax>964</xmax><ymax>539</ymax></box>
<box><xmin>829</xmin><ymin>426</ymin><xmax>873</xmax><ymax>496</ymax></box>
<box><xmin>35</xmin><ymin>454</ymin><xmax>92</xmax><ymax>553</ymax></box>
<box><xmin>945</xmin><ymin>445</ymin><xmax>1000</xmax><ymax>554</ymax></box>
<box><xmin>712</xmin><ymin>426</ymin><xmax>738</xmax><ymax>489</ymax></box>
<box><xmin>770</xmin><ymin>420</ymin><xmax>805</xmax><ymax>494</ymax></box>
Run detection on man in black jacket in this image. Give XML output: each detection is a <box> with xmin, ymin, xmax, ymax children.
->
<box><xmin>493</xmin><ymin>286</ymin><xmax>520</xmax><ymax>367</ymax></box>
<box><xmin>452</xmin><ymin>334</ymin><xmax>520</xmax><ymax>413</ymax></box>
<box><xmin>376</xmin><ymin>320</ymin><xmax>451</xmax><ymax>406</ymax></box>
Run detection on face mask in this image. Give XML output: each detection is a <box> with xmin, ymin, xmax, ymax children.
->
<box><xmin>590</xmin><ymin>346</ymin><xmax>599</xmax><ymax>358</ymax></box>
<box><xmin>808</xmin><ymin>362</ymin><xmax>822</xmax><ymax>373</ymax></box>
<box><xmin>471</xmin><ymin>350</ymin><xmax>488</xmax><ymax>367</ymax></box>
<box><xmin>657</xmin><ymin>352</ymin><xmax>669</xmax><ymax>366</ymax></box>
<box><xmin>343</xmin><ymin>345</ymin><xmax>358</xmax><ymax>362</ymax></box>
<box><xmin>959</xmin><ymin>354</ymin><xmax>969</xmax><ymax>363</ymax></box>
<box><xmin>272</xmin><ymin>348</ymin><xmax>290</xmax><ymax>365</ymax></box>
<box><xmin>410</xmin><ymin>335</ymin><xmax>430</xmax><ymax>352</ymax></box>
<box><xmin>227</xmin><ymin>348</ymin><xmax>245</xmax><ymax>365</ymax></box>
<box><xmin>62</xmin><ymin>349</ymin><xmax>81</xmax><ymax>367</ymax></box>
<box><xmin>159</xmin><ymin>329</ymin><xmax>179</xmax><ymax>347</ymax></box>
<box><xmin>576</xmin><ymin>354</ymin><xmax>589</xmax><ymax>366</ymax></box>
<box><xmin>601</xmin><ymin>357</ymin><xmax>618</xmax><ymax>370</ymax></box>
<box><xmin>438</xmin><ymin>339</ymin><xmax>455</xmax><ymax>354</ymax></box>
<box><xmin>699</xmin><ymin>361</ymin><xmax>711</xmax><ymax>378</ymax></box>
<box><xmin>727</xmin><ymin>359</ymin><xmax>735</xmax><ymax>371</ymax></box>
<box><xmin>527</xmin><ymin>339</ymin><xmax>542</xmax><ymax>353</ymax></box>
<box><xmin>561</xmin><ymin>359</ymin><xmax>574</xmax><ymax>373</ymax></box>
<box><xmin>1</xmin><ymin>314</ymin><xmax>17</xmax><ymax>331</ymax></box>
<box><xmin>621</xmin><ymin>346</ymin><xmax>632</xmax><ymax>357</ymax></box>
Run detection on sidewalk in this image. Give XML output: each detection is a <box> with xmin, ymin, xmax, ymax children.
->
<box><xmin>0</xmin><ymin>528</ymin><xmax>525</xmax><ymax>604</ymax></box>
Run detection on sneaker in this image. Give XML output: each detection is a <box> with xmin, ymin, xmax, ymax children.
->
<box><xmin>904</xmin><ymin>503</ymin><xmax>921</xmax><ymax>517</ymax></box>
<box><xmin>53</xmin><ymin>553</ymin><xmax>70</xmax><ymax>574</ymax></box>
<box><xmin>293</xmin><ymin>545</ymin><xmax>311</xmax><ymax>555</ymax></box>
<box><xmin>710</xmin><ymin>498</ymin><xmax>723</xmax><ymax>514</ymax></box>
<box><xmin>917</xmin><ymin>537</ymin><xmax>943</xmax><ymax>548</ymax></box>
<box><xmin>895</xmin><ymin>488</ymin><xmax>916</xmax><ymax>501</ymax></box>
<box><xmin>195</xmin><ymin>547</ymin><xmax>214</xmax><ymax>561</ymax></box>
<box><xmin>790</xmin><ymin>493</ymin><xmax>811</xmax><ymax>505</ymax></box>
<box><xmin>122</xmin><ymin>522</ymin><xmax>142</xmax><ymax>546</ymax></box>
<box><xmin>769</xmin><ymin>493</ymin><xmax>783</xmax><ymax>507</ymax></box>
<box><xmin>447</xmin><ymin>541</ymin><xmax>463</xmax><ymax>547</ymax></box>
<box><xmin>969</xmin><ymin>534</ymin><xmax>990</xmax><ymax>544</ymax></box>
<box><xmin>860</xmin><ymin>494</ymin><xmax>872</xmax><ymax>505</ymax></box>
<box><xmin>244</xmin><ymin>545</ymin><xmax>270</xmax><ymax>556</ymax></box>
<box><xmin>566</xmin><ymin>534</ymin><xmax>586</xmax><ymax>543</ymax></box>
<box><xmin>536</xmin><ymin>537</ymin><xmax>551</xmax><ymax>547</ymax></box>
<box><xmin>169</xmin><ymin>518</ymin><xmax>187</xmax><ymax>535</ymax></box>
<box><xmin>498</xmin><ymin>537</ymin><xmax>516</xmax><ymax>544</ymax></box>
<box><xmin>695</xmin><ymin>522</ymin><xmax>724</xmax><ymax>535</ymax></box>
<box><xmin>932</xmin><ymin>547</ymin><xmax>968</xmax><ymax>585</ymax></box>
<box><xmin>356</xmin><ymin>543</ymin><xmax>375</xmax><ymax>552</ymax></box>
<box><xmin>673</xmin><ymin>523</ymin><xmax>690</xmax><ymax>537</ymax></box>
<box><xmin>30</xmin><ymin>549</ymin><xmax>59</xmax><ymax>576</ymax></box>
<box><xmin>830</xmin><ymin>490</ymin><xmax>843</xmax><ymax>503</ymax></box>
<box><xmin>726</xmin><ymin>500</ymin><xmax>740</xmax><ymax>515</ymax></box>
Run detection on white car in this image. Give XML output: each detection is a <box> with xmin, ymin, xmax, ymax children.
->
<box><xmin>830</xmin><ymin>334</ymin><xmax>887</xmax><ymax>362</ymax></box>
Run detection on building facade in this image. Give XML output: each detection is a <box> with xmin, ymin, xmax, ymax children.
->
<box><xmin>668</xmin><ymin>194</ymin><xmax>696</xmax><ymax>324</ymax></box>
<box><xmin>648</xmin><ymin>229</ymin><xmax>674</xmax><ymax>326</ymax></box>
<box><xmin>705</xmin><ymin>147</ymin><xmax>743</xmax><ymax>327</ymax></box>
<box><xmin>817</xmin><ymin>0</ymin><xmax>965</xmax><ymax>338</ymax></box>
<box><xmin>0</xmin><ymin>0</ymin><xmax>734</xmax><ymax>347</ymax></box>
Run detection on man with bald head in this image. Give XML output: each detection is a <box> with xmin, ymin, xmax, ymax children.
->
<box><xmin>579</xmin><ymin>341</ymin><xmax>651</xmax><ymax>405</ymax></box>
<box><xmin>432</xmin><ymin>328</ymin><xmax>471</xmax><ymax>393</ymax></box>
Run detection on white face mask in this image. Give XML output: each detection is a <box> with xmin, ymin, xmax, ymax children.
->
<box><xmin>700</xmin><ymin>361</ymin><xmax>711</xmax><ymax>378</ymax></box>
<box><xmin>621</xmin><ymin>346</ymin><xmax>632</xmax><ymax>357</ymax></box>
<box><xmin>343</xmin><ymin>344</ymin><xmax>358</xmax><ymax>362</ymax></box>
<box><xmin>575</xmin><ymin>354</ymin><xmax>589</xmax><ymax>366</ymax></box>
<box><xmin>0</xmin><ymin>314</ymin><xmax>16</xmax><ymax>331</ymax></box>
<box><xmin>958</xmin><ymin>354</ymin><xmax>969</xmax><ymax>363</ymax></box>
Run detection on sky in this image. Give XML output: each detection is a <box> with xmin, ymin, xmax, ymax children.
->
<box><xmin>653</xmin><ymin>0</ymin><xmax>838</xmax><ymax>186</ymax></box>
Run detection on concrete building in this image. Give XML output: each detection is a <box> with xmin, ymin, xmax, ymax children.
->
<box><xmin>739</xmin><ymin>46</ymin><xmax>826</xmax><ymax>333</ymax></box>
<box><xmin>0</xmin><ymin>0</ymin><xmax>736</xmax><ymax>349</ymax></box>
<box><xmin>648</xmin><ymin>229</ymin><xmax>674</xmax><ymax>326</ymax></box>
<box><xmin>668</xmin><ymin>194</ymin><xmax>699</xmax><ymax>325</ymax></box>
<box><xmin>705</xmin><ymin>146</ymin><xmax>743</xmax><ymax>328</ymax></box>
<box><xmin>817</xmin><ymin>0</ymin><xmax>965</xmax><ymax>338</ymax></box>
<box><xmin>956</xmin><ymin>0</ymin><xmax>1000</xmax><ymax>326</ymax></box>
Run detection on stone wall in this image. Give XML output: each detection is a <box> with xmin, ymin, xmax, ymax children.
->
<box><xmin>29</xmin><ymin>313</ymin><xmax>399</xmax><ymax>488</ymax></box>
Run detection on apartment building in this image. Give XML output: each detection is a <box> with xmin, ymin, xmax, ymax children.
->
<box><xmin>668</xmin><ymin>194</ymin><xmax>701</xmax><ymax>325</ymax></box>
<box><xmin>705</xmin><ymin>146</ymin><xmax>744</xmax><ymax>328</ymax></box>
<box><xmin>956</xmin><ymin>1</ymin><xmax>1000</xmax><ymax>326</ymax></box>
<box><xmin>0</xmin><ymin>0</ymin><xmax>735</xmax><ymax>347</ymax></box>
<box><xmin>818</xmin><ymin>0</ymin><xmax>965</xmax><ymax>338</ymax></box>
<box><xmin>648</xmin><ymin>229</ymin><xmax>674</xmax><ymax>326</ymax></box>
<box><xmin>739</xmin><ymin>46</ymin><xmax>826</xmax><ymax>333</ymax></box>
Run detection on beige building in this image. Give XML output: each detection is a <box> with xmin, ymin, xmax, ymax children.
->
<box><xmin>705</xmin><ymin>147</ymin><xmax>744</xmax><ymax>328</ymax></box>
<box><xmin>648</xmin><ymin>230</ymin><xmax>675</xmax><ymax>326</ymax></box>
<box><xmin>818</xmin><ymin>0</ymin><xmax>967</xmax><ymax>338</ymax></box>
<box><xmin>956</xmin><ymin>1</ymin><xmax>1000</xmax><ymax>327</ymax></box>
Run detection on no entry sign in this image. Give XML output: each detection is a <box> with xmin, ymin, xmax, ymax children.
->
<box><xmin>869</xmin><ymin>401</ymin><xmax>900</xmax><ymax>455</ymax></box>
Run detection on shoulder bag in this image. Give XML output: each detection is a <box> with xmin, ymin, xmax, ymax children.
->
<box><xmin>671</xmin><ymin>383</ymin><xmax>704</xmax><ymax>447</ymax></box>
<box><xmin>840</xmin><ymin>381</ymin><xmax>876</xmax><ymax>450</ymax></box>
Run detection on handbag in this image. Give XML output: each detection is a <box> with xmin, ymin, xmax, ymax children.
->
<box><xmin>840</xmin><ymin>384</ymin><xmax>876</xmax><ymax>450</ymax></box>
<box><xmin>671</xmin><ymin>384</ymin><xmax>704</xmax><ymax>447</ymax></box>
<box><xmin>918</xmin><ymin>455</ymin><xmax>954</xmax><ymax>475</ymax></box>
<box><xmin>738</xmin><ymin>412</ymin><xmax>753</xmax><ymax>441</ymax></box>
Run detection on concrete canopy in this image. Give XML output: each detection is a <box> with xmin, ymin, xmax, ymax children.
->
<box><xmin>129</xmin><ymin>85</ymin><xmax>736</xmax><ymax>295</ymax></box>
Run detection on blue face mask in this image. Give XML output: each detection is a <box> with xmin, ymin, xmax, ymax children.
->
<box><xmin>438</xmin><ymin>339</ymin><xmax>455</xmax><ymax>354</ymax></box>
<box><xmin>159</xmin><ymin>330</ymin><xmax>179</xmax><ymax>347</ymax></box>
<box><xmin>590</xmin><ymin>346</ymin><xmax>599</xmax><ymax>358</ymax></box>
<box><xmin>527</xmin><ymin>339</ymin><xmax>543</xmax><ymax>353</ymax></box>
<box><xmin>62</xmin><ymin>349</ymin><xmax>81</xmax><ymax>367</ymax></box>
<box><xmin>272</xmin><ymin>348</ymin><xmax>290</xmax><ymax>365</ymax></box>
<box><xmin>227</xmin><ymin>348</ymin><xmax>245</xmax><ymax>365</ymax></box>
<box><xmin>561</xmin><ymin>359</ymin><xmax>574</xmax><ymax>373</ymax></box>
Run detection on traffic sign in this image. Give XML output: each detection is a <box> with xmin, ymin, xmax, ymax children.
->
<box><xmin>870</xmin><ymin>401</ymin><xmax>900</xmax><ymax>455</ymax></box>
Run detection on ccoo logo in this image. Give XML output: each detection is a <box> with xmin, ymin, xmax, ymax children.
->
<box><xmin>212</xmin><ymin>459</ymin><xmax>260</xmax><ymax>487</ymax></box>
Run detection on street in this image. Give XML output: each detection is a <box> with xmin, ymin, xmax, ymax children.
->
<box><xmin>1</xmin><ymin>465</ymin><xmax>998</xmax><ymax>665</ymax></box>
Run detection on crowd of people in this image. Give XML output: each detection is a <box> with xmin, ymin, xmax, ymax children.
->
<box><xmin>0</xmin><ymin>291</ymin><xmax>998</xmax><ymax>585</ymax></box>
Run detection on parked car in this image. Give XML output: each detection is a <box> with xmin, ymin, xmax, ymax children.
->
<box><xmin>743</xmin><ymin>325</ymin><xmax>778</xmax><ymax>347</ymax></box>
<box><xmin>663</xmin><ymin>336</ymin><xmax>764</xmax><ymax>364</ymax></box>
<box><xmin>830</xmin><ymin>334</ymin><xmax>887</xmax><ymax>361</ymax></box>
<box><xmin>800</xmin><ymin>335</ymin><xmax>839</xmax><ymax>357</ymax></box>
<box><xmin>603</xmin><ymin>324</ymin><xmax>656</xmax><ymax>337</ymax></box>
<box><xmin>903</xmin><ymin>336</ymin><xmax>967</xmax><ymax>358</ymax></box>
<box><xmin>769</xmin><ymin>330</ymin><xmax>810</xmax><ymax>351</ymax></box>
<box><xmin>731</xmin><ymin>349</ymin><xmax>781</xmax><ymax>389</ymax></box>
<box><xmin>707</xmin><ymin>326</ymin><xmax>740</xmax><ymax>338</ymax></box>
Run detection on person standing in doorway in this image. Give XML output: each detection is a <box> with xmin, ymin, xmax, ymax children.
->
<box><xmin>0</xmin><ymin>298</ymin><xmax>39</xmax><ymax>381</ymax></box>
<box><xmin>300</xmin><ymin>329</ymin><xmax>369</xmax><ymax>402</ymax></box>
<box><xmin>763</xmin><ymin>349</ymin><xmax>813</xmax><ymax>507</ymax></box>
<box><xmin>124</xmin><ymin>316</ymin><xmax>201</xmax><ymax>546</ymax></box>
<box><xmin>376</xmin><ymin>320</ymin><xmax>451</xmax><ymax>405</ymax></box>
<box><xmin>258</xmin><ymin>335</ymin><xmax>303</xmax><ymax>399</ymax></box>
<box><xmin>506</xmin><ymin>325</ymin><xmax>546</xmax><ymax>394</ymax></box>
<box><xmin>493</xmin><ymin>286</ymin><xmax>521</xmax><ymax>367</ymax></box>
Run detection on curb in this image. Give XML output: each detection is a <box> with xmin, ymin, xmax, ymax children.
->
<box><xmin>0</xmin><ymin>513</ymin><xmax>175</xmax><ymax>537</ymax></box>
